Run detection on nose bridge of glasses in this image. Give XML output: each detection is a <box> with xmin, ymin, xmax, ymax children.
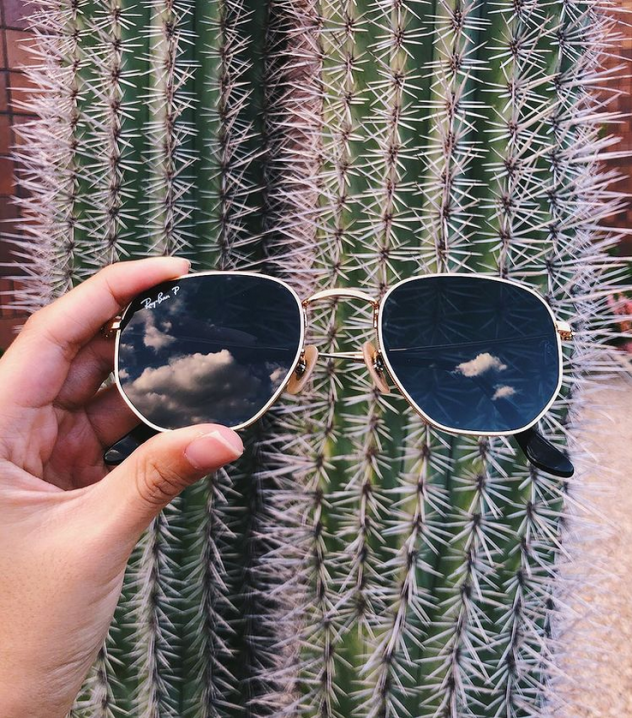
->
<box><xmin>294</xmin><ymin>288</ymin><xmax>390</xmax><ymax>394</ymax></box>
<box><xmin>303</xmin><ymin>287</ymin><xmax>378</xmax><ymax>309</ymax></box>
<box><xmin>303</xmin><ymin>287</ymin><xmax>379</xmax><ymax>329</ymax></box>
<box><xmin>301</xmin><ymin>287</ymin><xmax>380</xmax><ymax>361</ymax></box>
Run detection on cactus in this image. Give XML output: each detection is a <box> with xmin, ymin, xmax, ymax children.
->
<box><xmin>8</xmin><ymin>0</ymin><xmax>630</xmax><ymax>715</ymax></box>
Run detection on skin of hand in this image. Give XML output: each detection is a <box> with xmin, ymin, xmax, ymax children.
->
<box><xmin>0</xmin><ymin>258</ymin><xmax>245</xmax><ymax>717</ymax></box>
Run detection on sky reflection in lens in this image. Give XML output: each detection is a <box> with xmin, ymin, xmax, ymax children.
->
<box><xmin>117</xmin><ymin>274</ymin><xmax>303</xmax><ymax>429</ymax></box>
<box><xmin>380</xmin><ymin>276</ymin><xmax>561</xmax><ymax>433</ymax></box>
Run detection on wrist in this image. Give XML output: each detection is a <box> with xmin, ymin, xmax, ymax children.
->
<box><xmin>0</xmin><ymin>686</ymin><xmax>69</xmax><ymax>718</ymax></box>
<box><xmin>0</xmin><ymin>659</ymin><xmax>85</xmax><ymax>718</ymax></box>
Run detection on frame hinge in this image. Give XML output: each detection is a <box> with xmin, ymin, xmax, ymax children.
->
<box><xmin>101</xmin><ymin>315</ymin><xmax>122</xmax><ymax>340</ymax></box>
<box><xmin>555</xmin><ymin>320</ymin><xmax>573</xmax><ymax>340</ymax></box>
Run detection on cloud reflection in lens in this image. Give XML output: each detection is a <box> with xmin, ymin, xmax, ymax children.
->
<box><xmin>117</xmin><ymin>273</ymin><xmax>304</xmax><ymax>430</ymax></box>
<box><xmin>142</xmin><ymin>312</ymin><xmax>177</xmax><ymax>351</ymax></box>
<box><xmin>121</xmin><ymin>349</ymin><xmax>265</xmax><ymax>427</ymax></box>
<box><xmin>380</xmin><ymin>276</ymin><xmax>560</xmax><ymax>432</ymax></box>
<box><xmin>454</xmin><ymin>352</ymin><xmax>507</xmax><ymax>377</ymax></box>
<box><xmin>492</xmin><ymin>385</ymin><xmax>516</xmax><ymax>401</ymax></box>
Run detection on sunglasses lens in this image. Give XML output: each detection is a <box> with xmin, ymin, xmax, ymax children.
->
<box><xmin>117</xmin><ymin>273</ymin><xmax>303</xmax><ymax>430</ymax></box>
<box><xmin>380</xmin><ymin>276</ymin><xmax>561</xmax><ymax>433</ymax></box>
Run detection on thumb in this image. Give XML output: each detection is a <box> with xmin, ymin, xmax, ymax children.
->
<box><xmin>90</xmin><ymin>424</ymin><xmax>243</xmax><ymax>541</ymax></box>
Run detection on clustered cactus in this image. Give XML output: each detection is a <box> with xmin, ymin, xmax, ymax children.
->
<box><xmin>8</xmin><ymin>0</ymin><xmax>630</xmax><ymax>715</ymax></box>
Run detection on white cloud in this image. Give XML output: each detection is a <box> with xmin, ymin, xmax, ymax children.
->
<box><xmin>120</xmin><ymin>350</ymin><xmax>265</xmax><ymax>428</ymax></box>
<box><xmin>454</xmin><ymin>352</ymin><xmax>507</xmax><ymax>377</ymax></box>
<box><xmin>492</xmin><ymin>385</ymin><xmax>516</xmax><ymax>400</ymax></box>
<box><xmin>131</xmin><ymin>350</ymin><xmax>235</xmax><ymax>395</ymax></box>
<box><xmin>268</xmin><ymin>365</ymin><xmax>288</xmax><ymax>391</ymax></box>
<box><xmin>142</xmin><ymin>313</ymin><xmax>176</xmax><ymax>351</ymax></box>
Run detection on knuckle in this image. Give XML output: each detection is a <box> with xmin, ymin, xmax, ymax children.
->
<box><xmin>98</xmin><ymin>262</ymin><xmax>119</xmax><ymax>281</ymax></box>
<box><xmin>100</xmin><ymin>264</ymin><xmax>120</xmax><ymax>291</ymax></box>
<box><xmin>22</xmin><ymin>306</ymin><xmax>60</xmax><ymax>344</ymax></box>
<box><xmin>134</xmin><ymin>456</ymin><xmax>187</xmax><ymax>509</ymax></box>
<box><xmin>99</xmin><ymin>265</ymin><xmax>127</xmax><ymax>310</ymax></box>
<box><xmin>22</xmin><ymin>308</ymin><xmax>47</xmax><ymax>334</ymax></box>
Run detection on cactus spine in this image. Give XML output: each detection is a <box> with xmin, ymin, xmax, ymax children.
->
<box><xmin>9</xmin><ymin>0</ymin><xmax>629</xmax><ymax>715</ymax></box>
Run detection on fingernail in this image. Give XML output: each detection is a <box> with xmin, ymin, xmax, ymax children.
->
<box><xmin>154</xmin><ymin>255</ymin><xmax>190</xmax><ymax>271</ymax></box>
<box><xmin>185</xmin><ymin>428</ymin><xmax>244</xmax><ymax>469</ymax></box>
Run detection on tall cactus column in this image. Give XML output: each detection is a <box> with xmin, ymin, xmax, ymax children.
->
<box><xmin>10</xmin><ymin>0</ymin><xmax>629</xmax><ymax>715</ymax></box>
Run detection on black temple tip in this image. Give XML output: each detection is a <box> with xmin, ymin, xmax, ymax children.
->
<box><xmin>515</xmin><ymin>427</ymin><xmax>574</xmax><ymax>478</ymax></box>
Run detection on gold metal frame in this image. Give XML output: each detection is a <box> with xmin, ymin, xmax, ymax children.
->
<box><xmin>108</xmin><ymin>270</ymin><xmax>573</xmax><ymax>437</ymax></box>
<box><xmin>112</xmin><ymin>270</ymin><xmax>306</xmax><ymax>433</ymax></box>
<box><xmin>376</xmin><ymin>274</ymin><xmax>567</xmax><ymax>437</ymax></box>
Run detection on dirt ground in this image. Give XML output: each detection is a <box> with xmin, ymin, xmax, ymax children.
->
<box><xmin>555</xmin><ymin>362</ymin><xmax>632</xmax><ymax>717</ymax></box>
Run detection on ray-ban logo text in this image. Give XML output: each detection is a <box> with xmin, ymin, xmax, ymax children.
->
<box><xmin>141</xmin><ymin>285</ymin><xmax>180</xmax><ymax>310</ymax></box>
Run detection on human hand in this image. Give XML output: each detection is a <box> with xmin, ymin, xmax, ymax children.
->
<box><xmin>0</xmin><ymin>258</ymin><xmax>244</xmax><ymax>718</ymax></box>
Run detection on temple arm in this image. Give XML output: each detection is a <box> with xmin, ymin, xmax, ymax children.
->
<box><xmin>104</xmin><ymin>421</ymin><xmax>574</xmax><ymax>479</ymax></box>
<box><xmin>103</xmin><ymin>423</ymin><xmax>158</xmax><ymax>465</ymax></box>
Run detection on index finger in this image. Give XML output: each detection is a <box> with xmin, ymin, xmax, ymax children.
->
<box><xmin>0</xmin><ymin>257</ymin><xmax>190</xmax><ymax>410</ymax></box>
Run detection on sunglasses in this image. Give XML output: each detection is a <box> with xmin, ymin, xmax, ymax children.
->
<box><xmin>101</xmin><ymin>271</ymin><xmax>575</xmax><ymax>477</ymax></box>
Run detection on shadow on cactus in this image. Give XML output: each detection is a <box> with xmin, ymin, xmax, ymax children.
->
<box><xmin>7</xmin><ymin>0</ymin><xmax>631</xmax><ymax>715</ymax></box>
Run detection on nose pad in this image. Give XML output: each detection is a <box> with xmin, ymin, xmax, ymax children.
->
<box><xmin>285</xmin><ymin>344</ymin><xmax>319</xmax><ymax>395</ymax></box>
<box><xmin>362</xmin><ymin>341</ymin><xmax>391</xmax><ymax>394</ymax></box>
